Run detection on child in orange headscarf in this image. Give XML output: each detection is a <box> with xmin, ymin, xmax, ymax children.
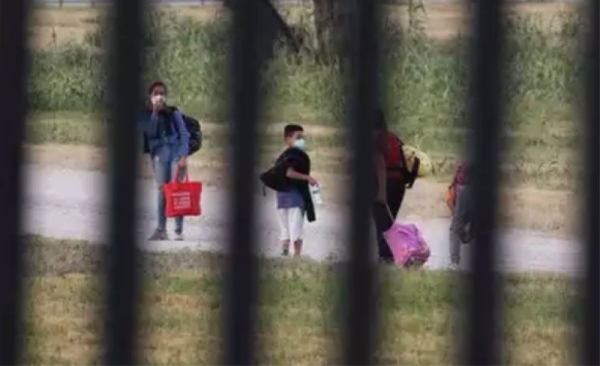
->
<box><xmin>448</xmin><ymin>161</ymin><xmax>471</xmax><ymax>268</ymax></box>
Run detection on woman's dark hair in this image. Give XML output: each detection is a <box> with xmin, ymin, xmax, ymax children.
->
<box><xmin>374</xmin><ymin>108</ymin><xmax>387</xmax><ymax>132</ymax></box>
<box><xmin>148</xmin><ymin>81</ymin><xmax>167</xmax><ymax>95</ymax></box>
<box><xmin>373</xmin><ymin>108</ymin><xmax>388</xmax><ymax>154</ymax></box>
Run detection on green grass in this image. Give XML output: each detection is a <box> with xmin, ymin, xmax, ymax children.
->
<box><xmin>23</xmin><ymin>236</ymin><xmax>574</xmax><ymax>365</ymax></box>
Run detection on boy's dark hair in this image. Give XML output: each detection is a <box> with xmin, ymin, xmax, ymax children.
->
<box><xmin>284</xmin><ymin>124</ymin><xmax>304</xmax><ymax>138</ymax></box>
<box><xmin>148</xmin><ymin>81</ymin><xmax>168</xmax><ymax>95</ymax></box>
<box><xmin>374</xmin><ymin>108</ymin><xmax>387</xmax><ymax>132</ymax></box>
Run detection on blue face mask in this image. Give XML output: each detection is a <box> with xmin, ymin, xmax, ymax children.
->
<box><xmin>294</xmin><ymin>138</ymin><xmax>306</xmax><ymax>150</ymax></box>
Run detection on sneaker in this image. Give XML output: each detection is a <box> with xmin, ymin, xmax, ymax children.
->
<box><xmin>281</xmin><ymin>247</ymin><xmax>290</xmax><ymax>257</ymax></box>
<box><xmin>148</xmin><ymin>230</ymin><xmax>168</xmax><ymax>241</ymax></box>
<box><xmin>293</xmin><ymin>241</ymin><xmax>303</xmax><ymax>257</ymax></box>
<box><xmin>293</xmin><ymin>248</ymin><xmax>302</xmax><ymax>257</ymax></box>
<box><xmin>173</xmin><ymin>231</ymin><xmax>184</xmax><ymax>241</ymax></box>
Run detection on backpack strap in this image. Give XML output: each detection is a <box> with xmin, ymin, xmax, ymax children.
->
<box><xmin>396</xmin><ymin>135</ymin><xmax>409</xmax><ymax>172</ymax></box>
<box><xmin>406</xmin><ymin>157</ymin><xmax>419</xmax><ymax>188</ymax></box>
<box><xmin>386</xmin><ymin>133</ymin><xmax>410</xmax><ymax>178</ymax></box>
<box><xmin>163</xmin><ymin>106</ymin><xmax>182</xmax><ymax>137</ymax></box>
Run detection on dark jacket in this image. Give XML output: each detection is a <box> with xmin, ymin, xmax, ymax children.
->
<box><xmin>276</xmin><ymin>147</ymin><xmax>316</xmax><ymax>222</ymax></box>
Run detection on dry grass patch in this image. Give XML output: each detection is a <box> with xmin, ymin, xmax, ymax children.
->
<box><xmin>29</xmin><ymin>8</ymin><xmax>105</xmax><ymax>49</ymax></box>
<box><xmin>28</xmin><ymin>2</ymin><xmax>581</xmax><ymax>49</ymax></box>
<box><xmin>22</xmin><ymin>236</ymin><xmax>573</xmax><ymax>365</ymax></box>
<box><xmin>26</xmin><ymin>275</ymin><xmax>102</xmax><ymax>365</ymax></box>
<box><xmin>394</xmin><ymin>2</ymin><xmax>578</xmax><ymax>39</ymax></box>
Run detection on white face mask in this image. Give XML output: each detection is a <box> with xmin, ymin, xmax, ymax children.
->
<box><xmin>151</xmin><ymin>95</ymin><xmax>165</xmax><ymax>106</ymax></box>
<box><xmin>294</xmin><ymin>138</ymin><xmax>306</xmax><ymax>150</ymax></box>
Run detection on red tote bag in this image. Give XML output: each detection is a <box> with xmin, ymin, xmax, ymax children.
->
<box><xmin>164</xmin><ymin>172</ymin><xmax>202</xmax><ymax>218</ymax></box>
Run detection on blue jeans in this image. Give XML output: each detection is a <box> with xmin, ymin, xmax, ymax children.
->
<box><xmin>152</xmin><ymin>156</ymin><xmax>187</xmax><ymax>233</ymax></box>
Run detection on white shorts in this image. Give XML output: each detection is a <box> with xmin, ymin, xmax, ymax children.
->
<box><xmin>277</xmin><ymin>207</ymin><xmax>305</xmax><ymax>242</ymax></box>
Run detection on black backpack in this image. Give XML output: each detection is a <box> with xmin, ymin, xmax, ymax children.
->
<box><xmin>180</xmin><ymin>113</ymin><xmax>202</xmax><ymax>156</ymax></box>
<box><xmin>142</xmin><ymin>107</ymin><xmax>202</xmax><ymax>156</ymax></box>
<box><xmin>260</xmin><ymin>160</ymin><xmax>290</xmax><ymax>192</ymax></box>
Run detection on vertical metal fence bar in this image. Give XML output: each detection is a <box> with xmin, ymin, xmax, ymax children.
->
<box><xmin>223</xmin><ymin>0</ymin><xmax>261</xmax><ymax>364</ymax></box>
<box><xmin>103</xmin><ymin>0</ymin><xmax>145</xmax><ymax>363</ymax></box>
<box><xmin>343</xmin><ymin>0</ymin><xmax>380</xmax><ymax>364</ymax></box>
<box><xmin>0</xmin><ymin>0</ymin><xmax>30</xmax><ymax>363</ymax></box>
<box><xmin>464</xmin><ymin>0</ymin><xmax>503</xmax><ymax>364</ymax></box>
<box><xmin>581</xmin><ymin>0</ymin><xmax>599</xmax><ymax>364</ymax></box>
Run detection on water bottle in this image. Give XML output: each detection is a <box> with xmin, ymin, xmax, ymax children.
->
<box><xmin>310</xmin><ymin>183</ymin><xmax>323</xmax><ymax>205</ymax></box>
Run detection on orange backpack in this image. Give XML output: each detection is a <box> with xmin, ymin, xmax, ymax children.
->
<box><xmin>446</xmin><ymin>184</ymin><xmax>457</xmax><ymax>214</ymax></box>
<box><xmin>446</xmin><ymin>162</ymin><xmax>467</xmax><ymax>214</ymax></box>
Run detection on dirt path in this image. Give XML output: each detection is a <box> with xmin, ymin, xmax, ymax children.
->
<box><xmin>26</xmin><ymin>144</ymin><xmax>576</xmax><ymax>236</ymax></box>
<box><xmin>22</xmin><ymin>165</ymin><xmax>581</xmax><ymax>274</ymax></box>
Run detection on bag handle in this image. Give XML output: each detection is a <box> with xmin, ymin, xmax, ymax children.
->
<box><xmin>374</xmin><ymin>201</ymin><xmax>395</xmax><ymax>231</ymax></box>
<box><xmin>174</xmin><ymin>165</ymin><xmax>189</xmax><ymax>183</ymax></box>
<box><xmin>386</xmin><ymin>204</ymin><xmax>394</xmax><ymax>224</ymax></box>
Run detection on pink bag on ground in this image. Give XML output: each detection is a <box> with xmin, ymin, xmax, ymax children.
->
<box><xmin>383</xmin><ymin>223</ymin><xmax>430</xmax><ymax>267</ymax></box>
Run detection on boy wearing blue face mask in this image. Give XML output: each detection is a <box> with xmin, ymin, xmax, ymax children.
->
<box><xmin>275</xmin><ymin>124</ymin><xmax>317</xmax><ymax>257</ymax></box>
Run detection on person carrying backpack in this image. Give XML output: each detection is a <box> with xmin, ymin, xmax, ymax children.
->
<box><xmin>139</xmin><ymin>81</ymin><xmax>200</xmax><ymax>241</ymax></box>
<box><xmin>260</xmin><ymin>124</ymin><xmax>317</xmax><ymax>257</ymax></box>
<box><xmin>372</xmin><ymin>109</ymin><xmax>419</xmax><ymax>263</ymax></box>
<box><xmin>377</xmin><ymin>109</ymin><xmax>418</xmax><ymax>219</ymax></box>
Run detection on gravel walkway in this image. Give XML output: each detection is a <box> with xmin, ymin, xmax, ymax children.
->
<box><xmin>22</xmin><ymin>165</ymin><xmax>581</xmax><ymax>274</ymax></box>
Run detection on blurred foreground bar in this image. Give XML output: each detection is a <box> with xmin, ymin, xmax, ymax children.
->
<box><xmin>0</xmin><ymin>0</ymin><xmax>30</xmax><ymax>363</ymax></box>
<box><xmin>103</xmin><ymin>0</ymin><xmax>145</xmax><ymax>363</ymax></box>
<box><xmin>343</xmin><ymin>0</ymin><xmax>381</xmax><ymax>364</ymax></box>
<box><xmin>581</xmin><ymin>0</ymin><xmax>599</xmax><ymax>364</ymax></box>
<box><xmin>465</xmin><ymin>0</ymin><xmax>504</xmax><ymax>364</ymax></box>
<box><xmin>223</xmin><ymin>0</ymin><xmax>262</xmax><ymax>364</ymax></box>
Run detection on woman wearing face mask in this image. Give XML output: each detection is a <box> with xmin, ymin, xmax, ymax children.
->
<box><xmin>140</xmin><ymin>81</ymin><xmax>190</xmax><ymax>241</ymax></box>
